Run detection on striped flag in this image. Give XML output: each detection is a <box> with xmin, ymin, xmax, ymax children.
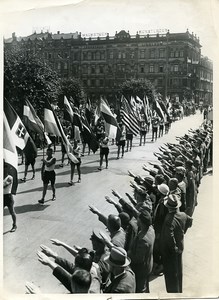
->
<box><xmin>120</xmin><ymin>96</ymin><xmax>140</xmax><ymax>136</ymax></box>
<box><xmin>63</xmin><ymin>96</ymin><xmax>74</xmax><ymax>123</ymax></box>
<box><xmin>4</xmin><ymin>99</ymin><xmax>37</xmax><ymax>157</ymax></box>
<box><xmin>3</xmin><ymin>113</ymin><xmax>18</xmax><ymax>195</ymax></box>
<box><xmin>94</xmin><ymin>106</ymin><xmax>101</xmax><ymax>125</ymax></box>
<box><xmin>85</xmin><ymin>97</ymin><xmax>92</xmax><ymax>125</ymax></box>
<box><xmin>45</xmin><ymin>99</ymin><xmax>78</xmax><ymax>163</ymax></box>
<box><xmin>154</xmin><ymin>99</ymin><xmax>165</xmax><ymax>120</ymax></box>
<box><xmin>100</xmin><ymin>98</ymin><xmax>118</xmax><ymax>139</ymax></box>
<box><xmin>44</xmin><ymin>100</ymin><xmax>61</xmax><ymax>136</ymax></box>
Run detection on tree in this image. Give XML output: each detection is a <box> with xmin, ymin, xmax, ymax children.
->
<box><xmin>118</xmin><ymin>78</ymin><xmax>156</xmax><ymax>103</ymax></box>
<box><xmin>58</xmin><ymin>77</ymin><xmax>85</xmax><ymax>109</ymax></box>
<box><xmin>4</xmin><ymin>47</ymin><xmax>60</xmax><ymax>118</ymax></box>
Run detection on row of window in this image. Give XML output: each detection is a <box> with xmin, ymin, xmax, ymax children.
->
<box><xmin>44</xmin><ymin>48</ymin><xmax>185</xmax><ymax>61</ymax></box>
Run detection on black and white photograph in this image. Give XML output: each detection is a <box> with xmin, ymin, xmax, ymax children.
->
<box><xmin>1</xmin><ymin>0</ymin><xmax>218</xmax><ymax>299</ymax></box>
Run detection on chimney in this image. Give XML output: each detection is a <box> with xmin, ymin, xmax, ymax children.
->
<box><xmin>57</xmin><ymin>31</ymin><xmax>60</xmax><ymax>34</ymax></box>
<box><xmin>12</xmin><ymin>32</ymin><xmax>16</xmax><ymax>39</ymax></box>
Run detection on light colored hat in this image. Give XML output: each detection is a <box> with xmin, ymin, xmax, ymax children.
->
<box><xmin>158</xmin><ymin>184</ymin><xmax>169</xmax><ymax>196</ymax></box>
<box><xmin>175</xmin><ymin>166</ymin><xmax>186</xmax><ymax>175</ymax></box>
<box><xmin>164</xmin><ymin>194</ymin><xmax>181</xmax><ymax>209</ymax></box>
<box><xmin>104</xmin><ymin>246</ymin><xmax>131</xmax><ymax>267</ymax></box>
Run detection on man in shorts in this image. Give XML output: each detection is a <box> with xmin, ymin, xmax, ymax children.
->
<box><xmin>38</xmin><ymin>148</ymin><xmax>56</xmax><ymax>204</ymax></box>
<box><xmin>21</xmin><ymin>145</ymin><xmax>37</xmax><ymax>182</ymax></box>
<box><xmin>3</xmin><ymin>164</ymin><xmax>17</xmax><ymax>232</ymax></box>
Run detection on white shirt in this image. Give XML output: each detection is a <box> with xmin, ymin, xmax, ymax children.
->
<box><xmin>3</xmin><ymin>175</ymin><xmax>13</xmax><ymax>195</ymax></box>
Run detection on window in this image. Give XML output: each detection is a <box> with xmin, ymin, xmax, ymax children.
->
<box><xmin>91</xmin><ymin>66</ymin><xmax>95</xmax><ymax>74</ymax></box>
<box><xmin>159</xmin><ymin>49</ymin><xmax>164</xmax><ymax>58</ymax></box>
<box><xmin>180</xmin><ymin>50</ymin><xmax>184</xmax><ymax>57</ymax></box>
<box><xmin>100</xmin><ymin>66</ymin><xmax>104</xmax><ymax>74</ymax></box>
<box><xmin>150</xmin><ymin>49</ymin><xmax>155</xmax><ymax>58</ymax></box>
<box><xmin>122</xmin><ymin>52</ymin><xmax>126</xmax><ymax>59</ymax></box>
<box><xmin>91</xmin><ymin>79</ymin><xmax>95</xmax><ymax>86</ymax></box>
<box><xmin>130</xmin><ymin>51</ymin><xmax>135</xmax><ymax>59</ymax></box>
<box><xmin>140</xmin><ymin>66</ymin><xmax>144</xmax><ymax>73</ymax></box>
<box><xmin>149</xmin><ymin>65</ymin><xmax>154</xmax><ymax>73</ymax></box>
<box><xmin>174</xmin><ymin>64</ymin><xmax>179</xmax><ymax>72</ymax></box>
<box><xmin>175</xmin><ymin>51</ymin><xmax>179</xmax><ymax>58</ymax></box>
<box><xmin>96</xmin><ymin>51</ymin><xmax>100</xmax><ymax>60</ymax></box>
<box><xmin>83</xmin><ymin>79</ymin><xmax>87</xmax><ymax>86</ymax></box>
<box><xmin>83</xmin><ymin>52</ymin><xmax>87</xmax><ymax>60</ymax></box>
<box><xmin>109</xmin><ymin>51</ymin><xmax>114</xmax><ymax>59</ymax></box>
<box><xmin>158</xmin><ymin>78</ymin><xmax>163</xmax><ymax>85</ymax></box>
<box><xmin>159</xmin><ymin>66</ymin><xmax>164</xmax><ymax>73</ymax></box>
<box><xmin>96</xmin><ymin>79</ymin><xmax>100</xmax><ymax>86</ymax></box>
<box><xmin>170</xmin><ymin>51</ymin><xmax>174</xmax><ymax>58</ymax></box>
<box><xmin>64</xmin><ymin>62</ymin><xmax>68</xmax><ymax>69</ymax></box>
<box><xmin>101</xmin><ymin>52</ymin><xmax>105</xmax><ymax>60</ymax></box>
<box><xmin>118</xmin><ymin>51</ymin><xmax>122</xmax><ymax>59</ymax></box>
<box><xmin>140</xmin><ymin>50</ymin><xmax>145</xmax><ymax>59</ymax></box>
<box><xmin>64</xmin><ymin>52</ymin><xmax>68</xmax><ymax>59</ymax></box>
<box><xmin>173</xmin><ymin>78</ymin><xmax>178</xmax><ymax>86</ymax></box>
<box><xmin>100</xmin><ymin>79</ymin><xmax>104</xmax><ymax>86</ymax></box>
<box><xmin>88</xmin><ymin>52</ymin><xmax>92</xmax><ymax>60</ymax></box>
<box><xmin>57</xmin><ymin>62</ymin><xmax>61</xmax><ymax>70</ymax></box>
<box><xmin>48</xmin><ymin>53</ymin><xmax>52</xmax><ymax>59</ymax></box>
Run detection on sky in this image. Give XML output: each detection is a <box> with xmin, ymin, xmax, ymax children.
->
<box><xmin>1</xmin><ymin>0</ymin><xmax>219</xmax><ymax>59</ymax></box>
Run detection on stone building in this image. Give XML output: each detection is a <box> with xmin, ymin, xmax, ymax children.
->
<box><xmin>4</xmin><ymin>29</ymin><xmax>213</xmax><ymax>105</ymax></box>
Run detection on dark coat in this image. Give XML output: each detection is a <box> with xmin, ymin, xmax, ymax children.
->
<box><xmin>104</xmin><ymin>267</ymin><xmax>136</xmax><ymax>293</ymax></box>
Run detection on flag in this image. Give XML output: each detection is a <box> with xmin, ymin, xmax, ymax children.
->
<box><xmin>44</xmin><ymin>100</ymin><xmax>61</xmax><ymax>136</ymax></box>
<box><xmin>4</xmin><ymin>99</ymin><xmax>37</xmax><ymax>158</ymax></box>
<box><xmin>154</xmin><ymin>99</ymin><xmax>165</xmax><ymax>120</ymax></box>
<box><xmin>85</xmin><ymin>97</ymin><xmax>92</xmax><ymax>125</ymax></box>
<box><xmin>3</xmin><ymin>113</ymin><xmax>18</xmax><ymax>195</ymax></box>
<box><xmin>81</xmin><ymin>115</ymin><xmax>99</xmax><ymax>153</ymax></box>
<box><xmin>120</xmin><ymin>95</ymin><xmax>140</xmax><ymax>136</ymax></box>
<box><xmin>100</xmin><ymin>98</ymin><xmax>118</xmax><ymax>139</ymax></box>
<box><xmin>159</xmin><ymin>100</ymin><xmax>170</xmax><ymax>119</ymax></box>
<box><xmin>23</xmin><ymin>100</ymin><xmax>44</xmax><ymax>135</ymax></box>
<box><xmin>94</xmin><ymin>106</ymin><xmax>101</xmax><ymax>125</ymax></box>
<box><xmin>23</xmin><ymin>100</ymin><xmax>51</xmax><ymax>145</ymax></box>
<box><xmin>63</xmin><ymin>96</ymin><xmax>74</xmax><ymax>123</ymax></box>
<box><xmin>45</xmin><ymin>99</ymin><xmax>78</xmax><ymax>163</ymax></box>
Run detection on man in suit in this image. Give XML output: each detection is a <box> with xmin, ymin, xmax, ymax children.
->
<box><xmin>128</xmin><ymin>210</ymin><xmax>155</xmax><ymax>293</ymax></box>
<box><xmin>103</xmin><ymin>246</ymin><xmax>136</xmax><ymax>293</ymax></box>
<box><xmin>160</xmin><ymin>194</ymin><xmax>193</xmax><ymax>293</ymax></box>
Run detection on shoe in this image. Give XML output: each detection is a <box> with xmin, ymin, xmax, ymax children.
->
<box><xmin>31</xmin><ymin>175</ymin><xmax>35</xmax><ymax>180</ymax></box>
<box><xmin>68</xmin><ymin>181</ymin><xmax>74</xmax><ymax>186</ymax></box>
<box><xmin>59</xmin><ymin>164</ymin><xmax>63</xmax><ymax>167</ymax></box>
<box><xmin>106</xmin><ymin>165</ymin><xmax>108</xmax><ymax>169</ymax></box>
<box><xmin>52</xmin><ymin>195</ymin><xmax>56</xmax><ymax>201</ymax></box>
<box><xmin>38</xmin><ymin>199</ymin><xmax>44</xmax><ymax>204</ymax></box>
<box><xmin>117</xmin><ymin>157</ymin><xmax>119</xmax><ymax>159</ymax></box>
<box><xmin>81</xmin><ymin>154</ymin><xmax>84</xmax><ymax>157</ymax></box>
<box><xmin>21</xmin><ymin>178</ymin><xmax>26</xmax><ymax>182</ymax></box>
<box><xmin>98</xmin><ymin>167</ymin><xmax>102</xmax><ymax>171</ymax></box>
<box><xmin>78</xmin><ymin>178</ymin><xmax>81</xmax><ymax>183</ymax></box>
<box><xmin>10</xmin><ymin>225</ymin><xmax>17</xmax><ymax>232</ymax></box>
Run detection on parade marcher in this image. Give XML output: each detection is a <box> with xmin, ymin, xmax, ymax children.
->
<box><xmin>175</xmin><ymin>167</ymin><xmax>187</xmax><ymax>212</ymax></box>
<box><xmin>159</xmin><ymin>118</ymin><xmax>164</xmax><ymax>137</ymax></box>
<box><xmin>21</xmin><ymin>145</ymin><xmax>37</xmax><ymax>182</ymax></box>
<box><xmin>151</xmin><ymin>116</ymin><xmax>159</xmax><ymax>142</ymax></box>
<box><xmin>38</xmin><ymin>148</ymin><xmax>56</xmax><ymax>204</ymax></box>
<box><xmin>160</xmin><ymin>194</ymin><xmax>193</xmax><ymax>293</ymax></box>
<box><xmin>3</xmin><ymin>164</ymin><xmax>17</xmax><ymax>232</ymax></box>
<box><xmin>126</xmin><ymin>128</ymin><xmax>133</xmax><ymax>151</ymax></box>
<box><xmin>128</xmin><ymin>210</ymin><xmax>155</xmax><ymax>293</ymax></box>
<box><xmin>68</xmin><ymin>140</ymin><xmax>81</xmax><ymax>186</ymax></box>
<box><xmin>139</xmin><ymin>116</ymin><xmax>147</xmax><ymax>146</ymax></box>
<box><xmin>98</xmin><ymin>134</ymin><xmax>109</xmax><ymax>170</ymax></box>
<box><xmin>116</xmin><ymin>123</ymin><xmax>126</xmax><ymax>159</ymax></box>
<box><xmin>185</xmin><ymin>160</ymin><xmax>196</xmax><ymax>216</ymax></box>
<box><xmin>103</xmin><ymin>246</ymin><xmax>136</xmax><ymax>293</ymax></box>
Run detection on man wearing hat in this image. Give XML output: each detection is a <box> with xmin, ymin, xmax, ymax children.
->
<box><xmin>185</xmin><ymin>160</ymin><xmax>196</xmax><ymax>216</ymax></box>
<box><xmin>175</xmin><ymin>167</ymin><xmax>187</xmax><ymax>212</ymax></box>
<box><xmin>104</xmin><ymin>246</ymin><xmax>136</xmax><ymax>293</ymax></box>
<box><xmin>160</xmin><ymin>194</ymin><xmax>193</xmax><ymax>293</ymax></box>
<box><xmin>128</xmin><ymin>210</ymin><xmax>155</xmax><ymax>292</ymax></box>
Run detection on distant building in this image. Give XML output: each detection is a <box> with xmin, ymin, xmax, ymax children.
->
<box><xmin>4</xmin><ymin>29</ymin><xmax>213</xmax><ymax>105</ymax></box>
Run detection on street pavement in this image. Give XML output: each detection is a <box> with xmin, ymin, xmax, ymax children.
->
<box><xmin>3</xmin><ymin>112</ymin><xmax>218</xmax><ymax>298</ymax></box>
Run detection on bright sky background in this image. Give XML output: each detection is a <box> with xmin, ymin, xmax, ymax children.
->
<box><xmin>1</xmin><ymin>0</ymin><xmax>219</xmax><ymax>59</ymax></box>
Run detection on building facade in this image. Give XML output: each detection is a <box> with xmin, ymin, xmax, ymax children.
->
<box><xmin>4</xmin><ymin>29</ymin><xmax>213</xmax><ymax>105</ymax></box>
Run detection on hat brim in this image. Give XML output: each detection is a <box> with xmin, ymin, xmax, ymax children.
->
<box><xmin>104</xmin><ymin>255</ymin><xmax>131</xmax><ymax>267</ymax></box>
<box><xmin>164</xmin><ymin>199</ymin><xmax>181</xmax><ymax>209</ymax></box>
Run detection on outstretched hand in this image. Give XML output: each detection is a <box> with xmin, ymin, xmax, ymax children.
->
<box><xmin>111</xmin><ymin>189</ymin><xmax>121</xmax><ymax>199</ymax></box>
<box><xmin>25</xmin><ymin>282</ymin><xmax>41</xmax><ymax>294</ymax></box>
<box><xmin>89</xmin><ymin>205</ymin><xmax>100</xmax><ymax>215</ymax></box>
<box><xmin>37</xmin><ymin>250</ymin><xmax>52</xmax><ymax>266</ymax></box>
<box><xmin>105</xmin><ymin>196</ymin><xmax>116</xmax><ymax>205</ymax></box>
<box><xmin>50</xmin><ymin>238</ymin><xmax>62</xmax><ymax>246</ymax></box>
<box><xmin>40</xmin><ymin>244</ymin><xmax>57</xmax><ymax>258</ymax></box>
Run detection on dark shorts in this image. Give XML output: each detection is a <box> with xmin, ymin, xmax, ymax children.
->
<box><xmin>140</xmin><ymin>130</ymin><xmax>147</xmax><ymax>136</ymax></box>
<box><xmin>126</xmin><ymin>133</ymin><xmax>133</xmax><ymax>140</ymax></box>
<box><xmin>4</xmin><ymin>194</ymin><xmax>14</xmax><ymax>208</ymax></box>
<box><xmin>71</xmin><ymin>157</ymin><xmax>81</xmax><ymax>166</ymax></box>
<box><xmin>118</xmin><ymin>140</ymin><xmax>125</xmax><ymax>147</ymax></box>
<box><xmin>100</xmin><ymin>147</ymin><xmax>109</xmax><ymax>155</ymax></box>
<box><xmin>25</xmin><ymin>158</ymin><xmax>36</xmax><ymax>166</ymax></box>
<box><xmin>43</xmin><ymin>170</ymin><xmax>56</xmax><ymax>185</ymax></box>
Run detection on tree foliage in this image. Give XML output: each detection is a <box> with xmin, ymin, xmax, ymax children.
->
<box><xmin>58</xmin><ymin>77</ymin><xmax>85</xmax><ymax>108</ymax></box>
<box><xmin>4</xmin><ymin>47</ymin><xmax>60</xmax><ymax>118</ymax></box>
<box><xmin>118</xmin><ymin>78</ymin><xmax>156</xmax><ymax>103</ymax></box>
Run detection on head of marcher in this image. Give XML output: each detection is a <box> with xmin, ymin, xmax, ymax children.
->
<box><xmin>119</xmin><ymin>212</ymin><xmax>130</xmax><ymax>230</ymax></box>
<box><xmin>105</xmin><ymin>246</ymin><xmax>130</xmax><ymax>276</ymax></box>
<box><xmin>75</xmin><ymin>249</ymin><xmax>93</xmax><ymax>272</ymax></box>
<box><xmin>107</xmin><ymin>214</ymin><xmax>121</xmax><ymax>234</ymax></box>
<box><xmin>46</xmin><ymin>148</ymin><xmax>53</xmax><ymax>158</ymax></box>
<box><xmin>175</xmin><ymin>166</ymin><xmax>186</xmax><ymax>181</ymax></box>
<box><xmin>155</xmin><ymin>174</ymin><xmax>165</xmax><ymax>186</ymax></box>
